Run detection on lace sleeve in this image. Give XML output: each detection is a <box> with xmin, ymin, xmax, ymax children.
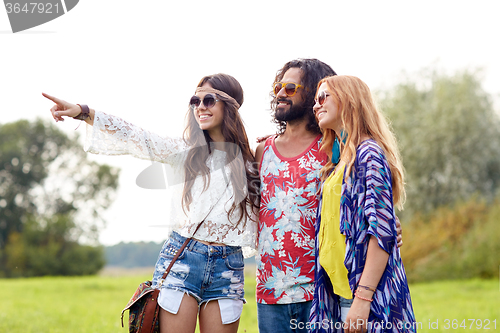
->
<box><xmin>84</xmin><ymin>110</ymin><xmax>188</xmax><ymax>165</ymax></box>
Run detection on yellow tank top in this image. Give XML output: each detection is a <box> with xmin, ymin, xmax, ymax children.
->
<box><xmin>318</xmin><ymin>164</ymin><xmax>352</xmax><ymax>299</ymax></box>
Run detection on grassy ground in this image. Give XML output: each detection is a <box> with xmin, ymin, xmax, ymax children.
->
<box><xmin>0</xmin><ymin>267</ymin><xmax>498</xmax><ymax>332</ymax></box>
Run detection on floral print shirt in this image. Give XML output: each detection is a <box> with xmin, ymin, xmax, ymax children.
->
<box><xmin>256</xmin><ymin>135</ymin><xmax>327</xmax><ymax>304</ymax></box>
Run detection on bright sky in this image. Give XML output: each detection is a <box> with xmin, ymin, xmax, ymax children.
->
<box><xmin>1</xmin><ymin>0</ymin><xmax>499</xmax><ymax>245</ymax></box>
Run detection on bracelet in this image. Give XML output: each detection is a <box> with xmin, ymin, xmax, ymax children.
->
<box><xmin>73</xmin><ymin>104</ymin><xmax>90</xmax><ymax>120</ymax></box>
<box><xmin>358</xmin><ymin>284</ymin><xmax>376</xmax><ymax>293</ymax></box>
<box><xmin>354</xmin><ymin>291</ymin><xmax>373</xmax><ymax>302</ymax></box>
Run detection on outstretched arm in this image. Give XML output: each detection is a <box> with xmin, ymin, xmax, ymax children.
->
<box><xmin>43</xmin><ymin>93</ymin><xmax>95</xmax><ymax>126</ymax></box>
<box><xmin>42</xmin><ymin>93</ymin><xmax>187</xmax><ymax>164</ymax></box>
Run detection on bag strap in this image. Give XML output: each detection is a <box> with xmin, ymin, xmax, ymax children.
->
<box><xmin>132</xmin><ymin>218</ymin><xmax>207</xmax><ymax>331</ymax></box>
<box><xmin>159</xmin><ymin>182</ymin><xmax>229</xmax><ymax>283</ymax></box>
<box><xmin>159</xmin><ymin>222</ymin><xmax>202</xmax><ymax>282</ymax></box>
<box><xmin>143</xmin><ymin>137</ymin><xmax>231</xmax><ymax>284</ymax></box>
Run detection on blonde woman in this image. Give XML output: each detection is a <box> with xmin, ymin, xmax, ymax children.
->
<box><xmin>308</xmin><ymin>75</ymin><xmax>416</xmax><ymax>332</ymax></box>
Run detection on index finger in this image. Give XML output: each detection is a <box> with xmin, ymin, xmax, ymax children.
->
<box><xmin>42</xmin><ymin>92</ymin><xmax>63</xmax><ymax>104</ymax></box>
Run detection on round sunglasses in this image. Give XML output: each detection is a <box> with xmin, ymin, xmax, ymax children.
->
<box><xmin>273</xmin><ymin>82</ymin><xmax>304</xmax><ymax>97</ymax></box>
<box><xmin>189</xmin><ymin>94</ymin><xmax>220</xmax><ymax>109</ymax></box>
<box><xmin>315</xmin><ymin>90</ymin><xmax>330</xmax><ymax>106</ymax></box>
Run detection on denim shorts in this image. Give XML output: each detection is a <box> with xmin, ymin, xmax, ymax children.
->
<box><xmin>151</xmin><ymin>231</ymin><xmax>245</xmax><ymax>323</ymax></box>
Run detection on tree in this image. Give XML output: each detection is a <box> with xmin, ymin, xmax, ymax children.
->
<box><xmin>0</xmin><ymin>119</ymin><xmax>120</xmax><ymax>277</ymax></box>
<box><xmin>378</xmin><ymin>68</ymin><xmax>500</xmax><ymax>218</ymax></box>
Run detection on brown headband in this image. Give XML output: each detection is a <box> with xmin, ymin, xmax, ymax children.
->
<box><xmin>195</xmin><ymin>87</ymin><xmax>241</xmax><ymax>109</ymax></box>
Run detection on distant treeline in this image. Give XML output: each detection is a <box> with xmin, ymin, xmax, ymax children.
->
<box><xmin>105</xmin><ymin>241</ymin><xmax>163</xmax><ymax>268</ymax></box>
<box><xmin>105</xmin><ymin>241</ymin><xmax>256</xmax><ymax>268</ymax></box>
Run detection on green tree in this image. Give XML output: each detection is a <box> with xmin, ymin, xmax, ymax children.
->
<box><xmin>379</xmin><ymin>69</ymin><xmax>500</xmax><ymax>218</ymax></box>
<box><xmin>0</xmin><ymin>119</ymin><xmax>120</xmax><ymax>277</ymax></box>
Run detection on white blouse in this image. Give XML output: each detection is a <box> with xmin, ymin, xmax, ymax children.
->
<box><xmin>84</xmin><ymin>111</ymin><xmax>257</xmax><ymax>257</ymax></box>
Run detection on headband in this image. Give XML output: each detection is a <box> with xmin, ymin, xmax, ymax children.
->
<box><xmin>195</xmin><ymin>87</ymin><xmax>241</xmax><ymax>109</ymax></box>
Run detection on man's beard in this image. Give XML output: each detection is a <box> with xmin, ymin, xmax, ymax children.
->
<box><xmin>274</xmin><ymin>98</ymin><xmax>308</xmax><ymax>122</ymax></box>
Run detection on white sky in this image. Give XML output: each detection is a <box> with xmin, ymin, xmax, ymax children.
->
<box><xmin>1</xmin><ymin>0</ymin><xmax>499</xmax><ymax>245</ymax></box>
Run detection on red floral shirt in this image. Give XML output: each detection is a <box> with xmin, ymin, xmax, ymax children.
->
<box><xmin>256</xmin><ymin>135</ymin><xmax>327</xmax><ymax>304</ymax></box>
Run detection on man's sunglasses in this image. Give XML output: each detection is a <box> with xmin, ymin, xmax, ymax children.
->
<box><xmin>189</xmin><ymin>94</ymin><xmax>220</xmax><ymax>109</ymax></box>
<box><xmin>273</xmin><ymin>82</ymin><xmax>304</xmax><ymax>97</ymax></box>
<box><xmin>315</xmin><ymin>90</ymin><xmax>330</xmax><ymax>106</ymax></box>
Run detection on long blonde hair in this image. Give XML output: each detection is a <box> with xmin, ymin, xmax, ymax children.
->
<box><xmin>318</xmin><ymin>75</ymin><xmax>406</xmax><ymax>209</ymax></box>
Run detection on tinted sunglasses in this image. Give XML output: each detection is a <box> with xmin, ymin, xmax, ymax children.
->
<box><xmin>315</xmin><ymin>90</ymin><xmax>330</xmax><ymax>106</ymax></box>
<box><xmin>189</xmin><ymin>94</ymin><xmax>220</xmax><ymax>109</ymax></box>
<box><xmin>273</xmin><ymin>82</ymin><xmax>304</xmax><ymax>97</ymax></box>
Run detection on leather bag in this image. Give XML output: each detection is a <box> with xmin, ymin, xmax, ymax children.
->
<box><xmin>121</xmin><ymin>234</ymin><xmax>193</xmax><ymax>333</ymax></box>
<box><xmin>121</xmin><ymin>184</ymin><xmax>227</xmax><ymax>332</ymax></box>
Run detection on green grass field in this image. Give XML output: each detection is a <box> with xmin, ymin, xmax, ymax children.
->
<box><xmin>0</xmin><ymin>267</ymin><xmax>498</xmax><ymax>332</ymax></box>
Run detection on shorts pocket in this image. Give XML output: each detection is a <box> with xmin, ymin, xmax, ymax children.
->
<box><xmin>159</xmin><ymin>238</ymin><xmax>186</xmax><ymax>260</ymax></box>
<box><xmin>225</xmin><ymin>251</ymin><xmax>244</xmax><ymax>271</ymax></box>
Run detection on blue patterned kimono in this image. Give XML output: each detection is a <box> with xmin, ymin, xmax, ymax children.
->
<box><xmin>309</xmin><ymin>140</ymin><xmax>417</xmax><ymax>332</ymax></box>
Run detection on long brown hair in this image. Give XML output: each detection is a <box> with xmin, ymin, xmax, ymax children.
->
<box><xmin>182</xmin><ymin>73</ymin><xmax>260</xmax><ymax>223</ymax></box>
<box><xmin>317</xmin><ymin>75</ymin><xmax>406</xmax><ymax>209</ymax></box>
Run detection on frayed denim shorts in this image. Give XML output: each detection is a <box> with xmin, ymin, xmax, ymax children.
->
<box><xmin>151</xmin><ymin>231</ymin><xmax>245</xmax><ymax>324</ymax></box>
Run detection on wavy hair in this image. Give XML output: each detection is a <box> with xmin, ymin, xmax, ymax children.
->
<box><xmin>317</xmin><ymin>75</ymin><xmax>406</xmax><ymax>209</ymax></box>
<box><xmin>182</xmin><ymin>73</ymin><xmax>260</xmax><ymax>224</ymax></box>
<box><xmin>271</xmin><ymin>58</ymin><xmax>337</xmax><ymax>135</ymax></box>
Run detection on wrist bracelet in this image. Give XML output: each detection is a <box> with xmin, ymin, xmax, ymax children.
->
<box><xmin>354</xmin><ymin>291</ymin><xmax>373</xmax><ymax>302</ymax></box>
<box><xmin>358</xmin><ymin>284</ymin><xmax>377</xmax><ymax>293</ymax></box>
<box><xmin>73</xmin><ymin>104</ymin><xmax>90</xmax><ymax>120</ymax></box>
